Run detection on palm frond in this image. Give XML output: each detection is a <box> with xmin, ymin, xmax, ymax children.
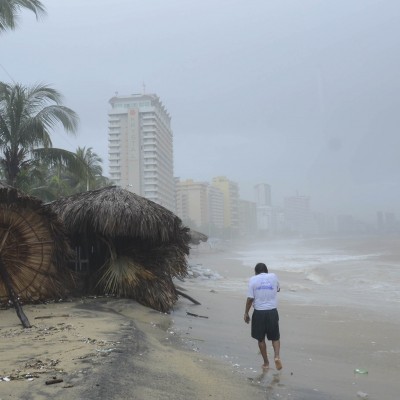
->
<box><xmin>0</xmin><ymin>1</ymin><xmax>45</xmax><ymax>33</ymax></box>
<box><xmin>97</xmin><ymin>255</ymin><xmax>155</xmax><ymax>297</ymax></box>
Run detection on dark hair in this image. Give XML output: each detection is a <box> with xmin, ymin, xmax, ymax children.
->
<box><xmin>255</xmin><ymin>263</ymin><xmax>268</xmax><ymax>274</ymax></box>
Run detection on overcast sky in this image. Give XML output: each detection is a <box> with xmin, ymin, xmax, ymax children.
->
<box><xmin>1</xmin><ymin>0</ymin><xmax>400</xmax><ymax>220</ymax></box>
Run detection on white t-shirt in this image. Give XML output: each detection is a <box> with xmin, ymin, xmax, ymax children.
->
<box><xmin>247</xmin><ymin>272</ymin><xmax>280</xmax><ymax>310</ymax></box>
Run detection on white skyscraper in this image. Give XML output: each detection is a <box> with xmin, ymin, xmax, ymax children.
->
<box><xmin>108</xmin><ymin>93</ymin><xmax>175</xmax><ymax>211</ymax></box>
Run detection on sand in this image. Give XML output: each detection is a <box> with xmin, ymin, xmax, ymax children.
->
<box><xmin>1</xmin><ymin>236</ymin><xmax>399</xmax><ymax>399</ymax></box>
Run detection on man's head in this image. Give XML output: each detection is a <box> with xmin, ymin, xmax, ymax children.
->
<box><xmin>255</xmin><ymin>263</ymin><xmax>268</xmax><ymax>275</ymax></box>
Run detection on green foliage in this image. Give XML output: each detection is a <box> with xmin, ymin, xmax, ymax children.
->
<box><xmin>0</xmin><ymin>0</ymin><xmax>46</xmax><ymax>33</ymax></box>
<box><xmin>0</xmin><ymin>82</ymin><xmax>79</xmax><ymax>189</ymax></box>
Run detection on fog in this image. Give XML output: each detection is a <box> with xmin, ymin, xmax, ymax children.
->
<box><xmin>2</xmin><ymin>0</ymin><xmax>400</xmax><ymax>222</ymax></box>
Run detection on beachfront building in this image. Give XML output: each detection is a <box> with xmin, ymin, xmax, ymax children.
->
<box><xmin>257</xmin><ymin>205</ymin><xmax>274</xmax><ymax>234</ymax></box>
<box><xmin>254</xmin><ymin>182</ymin><xmax>273</xmax><ymax>236</ymax></box>
<box><xmin>238</xmin><ymin>199</ymin><xmax>257</xmax><ymax>237</ymax></box>
<box><xmin>175</xmin><ymin>179</ymin><xmax>209</xmax><ymax>230</ymax></box>
<box><xmin>254</xmin><ymin>183</ymin><xmax>271</xmax><ymax>207</ymax></box>
<box><xmin>108</xmin><ymin>93</ymin><xmax>175</xmax><ymax>211</ymax></box>
<box><xmin>175</xmin><ymin>179</ymin><xmax>225</xmax><ymax>236</ymax></box>
<box><xmin>284</xmin><ymin>194</ymin><xmax>312</xmax><ymax>234</ymax></box>
<box><xmin>207</xmin><ymin>185</ymin><xmax>225</xmax><ymax>236</ymax></box>
<box><xmin>211</xmin><ymin>176</ymin><xmax>239</xmax><ymax>237</ymax></box>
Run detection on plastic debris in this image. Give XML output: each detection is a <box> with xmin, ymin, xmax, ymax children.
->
<box><xmin>354</xmin><ymin>368</ymin><xmax>368</xmax><ymax>375</ymax></box>
<box><xmin>357</xmin><ymin>391</ymin><xmax>369</xmax><ymax>399</ymax></box>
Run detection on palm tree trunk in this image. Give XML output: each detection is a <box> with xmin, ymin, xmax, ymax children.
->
<box><xmin>0</xmin><ymin>258</ymin><xmax>31</xmax><ymax>328</ymax></box>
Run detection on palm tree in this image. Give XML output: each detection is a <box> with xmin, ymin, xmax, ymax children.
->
<box><xmin>75</xmin><ymin>146</ymin><xmax>104</xmax><ymax>191</ymax></box>
<box><xmin>0</xmin><ymin>0</ymin><xmax>46</xmax><ymax>33</ymax></box>
<box><xmin>0</xmin><ymin>81</ymin><xmax>79</xmax><ymax>189</ymax></box>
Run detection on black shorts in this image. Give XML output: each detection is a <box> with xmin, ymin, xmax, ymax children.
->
<box><xmin>251</xmin><ymin>308</ymin><xmax>280</xmax><ymax>342</ymax></box>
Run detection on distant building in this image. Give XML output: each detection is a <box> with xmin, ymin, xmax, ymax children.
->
<box><xmin>376</xmin><ymin>211</ymin><xmax>398</xmax><ymax>233</ymax></box>
<box><xmin>238</xmin><ymin>199</ymin><xmax>257</xmax><ymax>236</ymax></box>
<box><xmin>175</xmin><ymin>178</ymin><xmax>225</xmax><ymax>236</ymax></box>
<box><xmin>254</xmin><ymin>183</ymin><xmax>271</xmax><ymax>207</ymax></box>
<box><xmin>211</xmin><ymin>176</ymin><xmax>240</xmax><ymax>236</ymax></box>
<box><xmin>208</xmin><ymin>185</ymin><xmax>225</xmax><ymax>235</ymax></box>
<box><xmin>108</xmin><ymin>93</ymin><xmax>175</xmax><ymax>211</ymax></box>
<box><xmin>284</xmin><ymin>195</ymin><xmax>312</xmax><ymax>234</ymax></box>
<box><xmin>254</xmin><ymin>183</ymin><xmax>273</xmax><ymax>235</ymax></box>
<box><xmin>257</xmin><ymin>205</ymin><xmax>274</xmax><ymax>233</ymax></box>
<box><xmin>175</xmin><ymin>179</ymin><xmax>209</xmax><ymax>229</ymax></box>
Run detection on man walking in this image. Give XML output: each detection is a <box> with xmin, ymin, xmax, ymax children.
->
<box><xmin>244</xmin><ymin>262</ymin><xmax>282</xmax><ymax>370</ymax></box>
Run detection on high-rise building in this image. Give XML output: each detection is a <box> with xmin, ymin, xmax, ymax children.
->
<box><xmin>254</xmin><ymin>182</ymin><xmax>273</xmax><ymax>235</ymax></box>
<box><xmin>238</xmin><ymin>199</ymin><xmax>257</xmax><ymax>236</ymax></box>
<box><xmin>207</xmin><ymin>185</ymin><xmax>224</xmax><ymax>235</ymax></box>
<box><xmin>254</xmin><ymin>183</ymin><xmax>271</xmax><ymax>206</ymax></box>
<box><xmin>108</xmin><ymin>93</ymin><xmax>175</xmax><ymax>211</ymax></box>
<box><xmin>175</xmin><ymin>179</ymin><xmax>224</xmax><ymax>236</ymax></box>
<box><xmin>175</xmin><ymin>179</ymin><xmax>209</xmax><ymax>229</ymax></box>
<box><xmin>284</xmin><ymin>195</ymin><xmax>311</xmax><ymax>233</ymax></box>
<box><xmin>211</xmin><ymin>176</ymin><xmax>239</xmax><ymax>235</ymax></box>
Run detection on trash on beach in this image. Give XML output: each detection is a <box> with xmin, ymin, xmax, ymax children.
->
<box><xmin>1</xmin><ymin>376</ymin><xmax>11</xmax><ymax>382</ymax></box>
<box><xmin>357</xmin><ymin>391</ymin><xmax>369</xmax><ymax>399</ymax></box>
<box><xmin>354</xmin><ymin>368</ymin><xmax>368</xmax><ymax>375</ymax></box>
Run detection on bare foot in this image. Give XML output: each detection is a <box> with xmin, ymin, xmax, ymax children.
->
<box><xmin>274</xmin><ymin>358</ymin><xmax>282</xmax><ymax>370</ymax></box>
<box><xmin>262</xmin><ymin>363</ymin><xmax>269</xmax><ymax>369</ymax></box>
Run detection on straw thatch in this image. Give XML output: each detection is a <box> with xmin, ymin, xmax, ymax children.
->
<box><xmin>47</xmin><ymin>186</ymin><xmax>189</xmax><ymax>245</ymax></box>
<box><xmin>46</xmin><ymin>186</ymin><xmax>191</xmax><ymax>312</ymax></box>
<box><xmin>189</xmin><ymin>230</ymin><xmax>208</xmax><ymax>245</ymax></box>
<box><xmin>0</xmin><ymin>183</ymin><xmax>74</xmax><ymax>304</ymax></box>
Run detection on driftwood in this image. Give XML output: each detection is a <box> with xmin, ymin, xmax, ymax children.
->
<box><xmin>186</xmin><ymin>311</ymin><xmax>208</xmax><ymax>319</ymax></box>
<box><xmin>176</xmin><ymin>289</ymin><xmax>201</xmax><ymax>305</ymax></box>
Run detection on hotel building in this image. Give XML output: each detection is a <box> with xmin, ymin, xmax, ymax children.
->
<box><xmin>211</xmin><ymin>176</ymin><xmax>239</xmax><ymax>235</ymax></box>
<box><xmin>108</xmin><ymin>93</ymin><xmax>175</xmax><ymax>211</ymax></box>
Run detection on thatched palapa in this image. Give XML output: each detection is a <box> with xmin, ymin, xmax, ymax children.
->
<box><xmin>0</xmin><ymin>183</ymin><xmax>74</xmax><ymax>326</ymax></box>
<box><xmin>46</xmin><ymin>186</ymin><xmax>191</xmax><ymax>312</ymax></box>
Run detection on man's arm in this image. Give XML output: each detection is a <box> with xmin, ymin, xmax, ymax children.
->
<box><xmin>244</xmin><ymin>297</ymin><xmax>253</xmax><ymax>323</ymax></box>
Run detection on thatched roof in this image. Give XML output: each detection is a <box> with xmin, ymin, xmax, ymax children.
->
<box><xmin>0</xmin><ymin>183</ymin><xmax>74</xmax><ymax>302</ymax></box>
<box><xmin>45</xmin><ymin>186</ymin><xmax>191</xmax><ymax>312</ymax></box>
<box><xmin>189</xmin><ymin>230</ymin><xmax>208</xmax><ymax>245</ymax></box>
<box><xmin>46</xmin><ymin>186</ymin><xmax>190</xmax><ymax>246</ymax></box>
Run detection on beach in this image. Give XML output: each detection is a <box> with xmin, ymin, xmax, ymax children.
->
<box><xmin>1</xmin><ymin>234</ymin><xmax>399</xmax><ymax>399</ymax></box>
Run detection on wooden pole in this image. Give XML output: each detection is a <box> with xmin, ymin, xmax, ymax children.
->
<box><xmin>0</xmin><ymin>258</ymin><xmax>31</xmax><ymax>328</ymax></box>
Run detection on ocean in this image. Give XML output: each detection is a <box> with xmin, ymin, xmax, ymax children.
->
<box><xmin>230</xmin><ymin>236</ymin><xmax>400</xmax><ymax>317</ymax></box>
